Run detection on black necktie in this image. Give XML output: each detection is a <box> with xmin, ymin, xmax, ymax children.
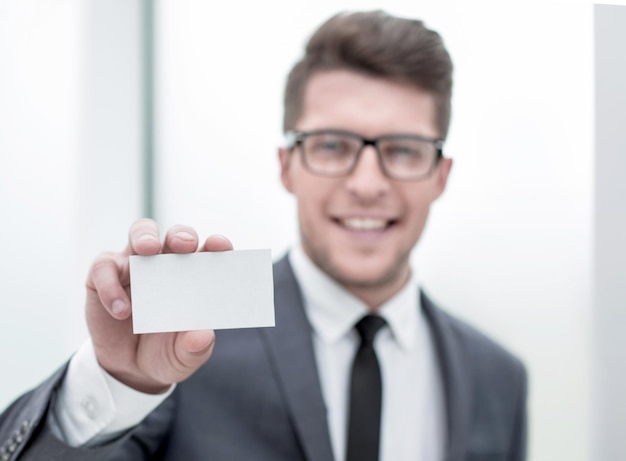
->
<box><xmin>346</xmin><ymin>315</ymin><xmax>386</xmax><ymax>461</ymax></box>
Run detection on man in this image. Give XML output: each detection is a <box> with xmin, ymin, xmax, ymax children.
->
<box><xmin>0</xmin><ymin>10</ymin><xmax>526</xmax><ymax>461</ymax></box>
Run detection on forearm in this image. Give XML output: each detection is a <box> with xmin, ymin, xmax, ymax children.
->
<box><xmin>0</xmin><ymin>342</ymin><xmax>175</xmax><ymax>461</ymax></box>
<box><xmin>51</xmin><ymin>340</ymin><xmax>174</xmax><ymax>447</ymax></box>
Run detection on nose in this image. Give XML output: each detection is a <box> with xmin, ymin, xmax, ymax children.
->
<box><xmin>344</xmin><ymin>146</ymin><xmax>391</xmax><ymax>201</ymax></box>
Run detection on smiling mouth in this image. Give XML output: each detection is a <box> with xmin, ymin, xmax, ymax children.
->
<box><xmin>335</xmin><ymin>217</ymin><xmax>396</xmax><ymax>231</ymax></box>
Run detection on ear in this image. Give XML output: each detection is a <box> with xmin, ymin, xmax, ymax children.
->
<box><xmin>432</xmin><ymin>157</ymin><xmax>453</xmax><ymax>200</ymax></box>
<box><xmin>278</xmin><ymin>147</ymin><xmax>294</xmax><ymax>194</ymax></box>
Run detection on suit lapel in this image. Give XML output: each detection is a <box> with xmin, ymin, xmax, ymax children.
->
<box><xmin>421</xmin><ymin>291</ymin><xmax>472</xmax><ymax>461</ymax></box>
<box><xmin>260</xmin><ymin>258</ymin><xmax>472</xmax><ymax>461</ymax></box>
<box><xmin>260</xmin><ymin>257</ymin><xmax>335</xmax><ymax>461</ymax></box>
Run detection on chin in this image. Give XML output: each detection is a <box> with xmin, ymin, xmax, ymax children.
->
<box><xmin>328</xmin><ymin>258</ymin><xmax>406</xmax><ymax>290</ymax></box>
<box><xmin>302</xmin><ymin>236</ymin><xmax>410</xmax><ymax>288</ymax></box>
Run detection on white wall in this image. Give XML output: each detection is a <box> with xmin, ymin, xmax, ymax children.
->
<box><xmin>0</xmin><ymin>0</ymin><xmax>144</xmax><ymax>409</ymax></box>
<box><xmin>0</xmin><ymin>0</ymin><xmax>84</xmax><ymax>409</ymax></box>
<box><xmin>592</xmin><ymin>4</ymin><xmax>626</xmax><ymax>460</ymax></box>
<box><xmin>155</xmin><ymin>2</ymin><xmax>593</xmax><ymax>460</ymax></box>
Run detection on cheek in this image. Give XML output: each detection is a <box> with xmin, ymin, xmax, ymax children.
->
<box><xmin>297</xmin><ymin>197</ymin><xmax>317</xmax><ymax>230</ymax></box>
<box><xmin>401</xmin><ymin>188</ymin><xmax>436</xmax><ymax>232</ymax></box>
<box><xmin>294</xmin><ymin>180</ymin><xmax>330</xmax><ymax>226</ymax></box>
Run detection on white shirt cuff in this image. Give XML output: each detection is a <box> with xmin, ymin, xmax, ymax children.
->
<box><xmin>52</xmin><ymin>340</ymin><xmax>175</xmax><ymax>447</ymax></box>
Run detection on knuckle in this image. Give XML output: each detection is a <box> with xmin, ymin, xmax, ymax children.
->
<box><xmin>168</xmin><ymin>224</ymin><xmax>197</xmax><ymax>236</ymax></box>
<box><xmin>130</xmin><ymin>218</ymin><xmax>159</xmax><ymax>236</ymax></box>
<box><xmin>90</xmin><ymin>254</ymin><xmax>113</xmax><ymax>273</ymax></box>
<box><xmin>133</xmin><ymin>217</ymin><xmax>156</xmax><ymax>227</ymax></box>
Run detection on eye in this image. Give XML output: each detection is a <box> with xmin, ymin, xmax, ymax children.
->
<box><xmin>389</xmin><ymin>145</ymin><xmax>421</xmax><ymax>157</ymax></box>
<box><xmin>307</xmin><ymin>135</ymin><xmax>353</xmax><ymax>156</ymax></box>
<box><xmin>384</xmin><ymin>143</ymin><xmax>424</xmax><ymax>160</ymax></box>
<box><xmin>380</xmin><ymin>139</ymin><xmax>436</xmax><ymax>169</ymax></box>
<box><xmin>318</xmin><ymin>140</ymin><xmax>344</xmax><ymax>152</ymax></box>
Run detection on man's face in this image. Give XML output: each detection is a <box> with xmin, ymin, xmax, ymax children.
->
<box><xmin>279</xmin><ymin>70</ymin><xmax>452</xmax><ymax>308</ymax></box>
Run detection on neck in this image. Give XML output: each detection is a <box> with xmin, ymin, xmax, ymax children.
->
<box><xmin>344</xmin><ymin>267</ymin><xmax>411</xmax><ymax>312</ymax></box>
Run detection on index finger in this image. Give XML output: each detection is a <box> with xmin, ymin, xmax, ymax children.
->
<box><xmin>199</xmin><ymin>234</ymin><xmax>234</xmax><ymax>252</ymax></box>
<box><xmin>125</xmin><ymin>218</ymin><xmax>162</xmax><ymax>256</ymax></box>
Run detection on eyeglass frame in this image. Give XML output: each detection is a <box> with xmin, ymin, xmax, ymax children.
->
<box><xmin>285</xmin><ymin>129</ymin><xmax>445</xmax><ymax>181</ymax></box>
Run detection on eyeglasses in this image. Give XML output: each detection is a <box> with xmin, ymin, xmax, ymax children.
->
<box><xmin>285</xmin><ymin>129</ymin><xmax>444</xmax><ymax>181</ymax></box>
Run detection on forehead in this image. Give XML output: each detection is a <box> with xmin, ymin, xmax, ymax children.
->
<box><xmin>297</xmin><ymin>70</ymin><xmax>439</xmax><ymax>139</ymax></box>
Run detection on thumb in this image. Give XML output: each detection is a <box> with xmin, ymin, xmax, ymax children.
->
<box><xmin>176</xmin><ymin>330</ymin><xmax>216</xmax><ymax>367</ymax></box>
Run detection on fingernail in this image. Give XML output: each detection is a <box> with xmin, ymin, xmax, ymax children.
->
<box><xmin>138</xmin><ymin>234</ymin><xmax>158</xmax><ymax>242</ymax></box>
<box><xmin>211</xmin><ymin>234</ymin><xmax>230</xmax><ymax>242</ymax></box>
<box><xmin>175</xmin><ymin>231</ymin><xmax>195</xmax><ymax>241</ymax></box>
<box><xmin>112</xmin><ymin>300</ymin><xmax>126</xmax><ymax>315</ymax></box>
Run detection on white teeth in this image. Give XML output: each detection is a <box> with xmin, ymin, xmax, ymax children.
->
<box><xmin>341</xmin><ymin>218</ymin><xmax>388</xmax><ymax>230</ymax></box>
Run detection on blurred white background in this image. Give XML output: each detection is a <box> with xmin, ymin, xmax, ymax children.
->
<box><xmin>1</xmin><ymin>1</ymin><xmax>624</xmax><ymax>460</ymax></box>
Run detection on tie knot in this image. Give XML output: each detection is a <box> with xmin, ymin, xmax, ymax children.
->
<box><xmin>355</xmin><ymin>315</ymin><xmax>386</xmax><ymax>346</ymax></box>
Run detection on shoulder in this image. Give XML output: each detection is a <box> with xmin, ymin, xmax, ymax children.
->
<box><xmin>0</xmin><ymin>364</ymin><xmax>68</xmax><ymax>459</ymax></box>
<box><xmin>422</xmin><ymin>293</ymin><xmax>528</xmax><ymax>456</ymax></box>
<box><xmin>422</xmin><ymin>290</ymin><xmax>527</xmax><ymax>387</ymax></box>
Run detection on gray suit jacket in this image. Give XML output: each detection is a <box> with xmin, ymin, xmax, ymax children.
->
<box><xmin>1</xmin><ymin>256</ymin><xmax>527</xmax><ymax>461</ymax></box>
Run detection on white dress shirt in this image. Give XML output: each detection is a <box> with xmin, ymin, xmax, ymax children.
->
<box><xmin>51</xmin><ymin>340</ymin><xmax>174</xmax><ymax>447</ymax></box>
<box><xmin>53</xmin><ymin>247</ymin><xmax>445</xmax><ymax>460</ymax></box>
<box><xmin>290</xmin><ymin>246</ymin><xmax>445</xmax><ymax>461</ymax></box>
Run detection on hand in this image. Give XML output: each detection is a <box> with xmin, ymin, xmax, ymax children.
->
<box><xmin>85</xmin><ymin>218</ymin><xmax>232</xmax><ymax>394</ymax></box>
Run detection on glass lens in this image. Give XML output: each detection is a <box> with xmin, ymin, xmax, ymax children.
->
<box><xmin>378</xmin><ymin>137</ymin><xmax>437</xmax><ymax>179</ymax></box>
<box><xmin>302</xmin><ymin>133</ymin><xmax>361</xmax><ymax>175</ymax></box>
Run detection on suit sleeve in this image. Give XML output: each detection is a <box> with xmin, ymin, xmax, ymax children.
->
<box><xmin>0</xmin><ymin>363</ymin><xmax>176</xmax><ymax>461</ymax></box>
<box><xmin>508</xmin><ymin>362</ymin><xmax>528</xmax><ymax>461</ymax></box>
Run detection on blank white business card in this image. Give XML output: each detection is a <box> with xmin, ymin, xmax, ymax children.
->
<box><xmin>129</xmin><ymin>249</ymin><xmax>275</xmax><ymax>334</ymax></box>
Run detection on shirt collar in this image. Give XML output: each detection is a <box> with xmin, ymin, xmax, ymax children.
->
<box><xmin>288</xmin><ymin>245</ymin><xmax>421</xmax><ymax>351</ymax></box>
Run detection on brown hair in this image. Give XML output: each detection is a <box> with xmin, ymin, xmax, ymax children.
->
<box><xmin>283</xmin><ymin>11</ymin><xmax>454</xmax><ymax>139</ymax></box>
